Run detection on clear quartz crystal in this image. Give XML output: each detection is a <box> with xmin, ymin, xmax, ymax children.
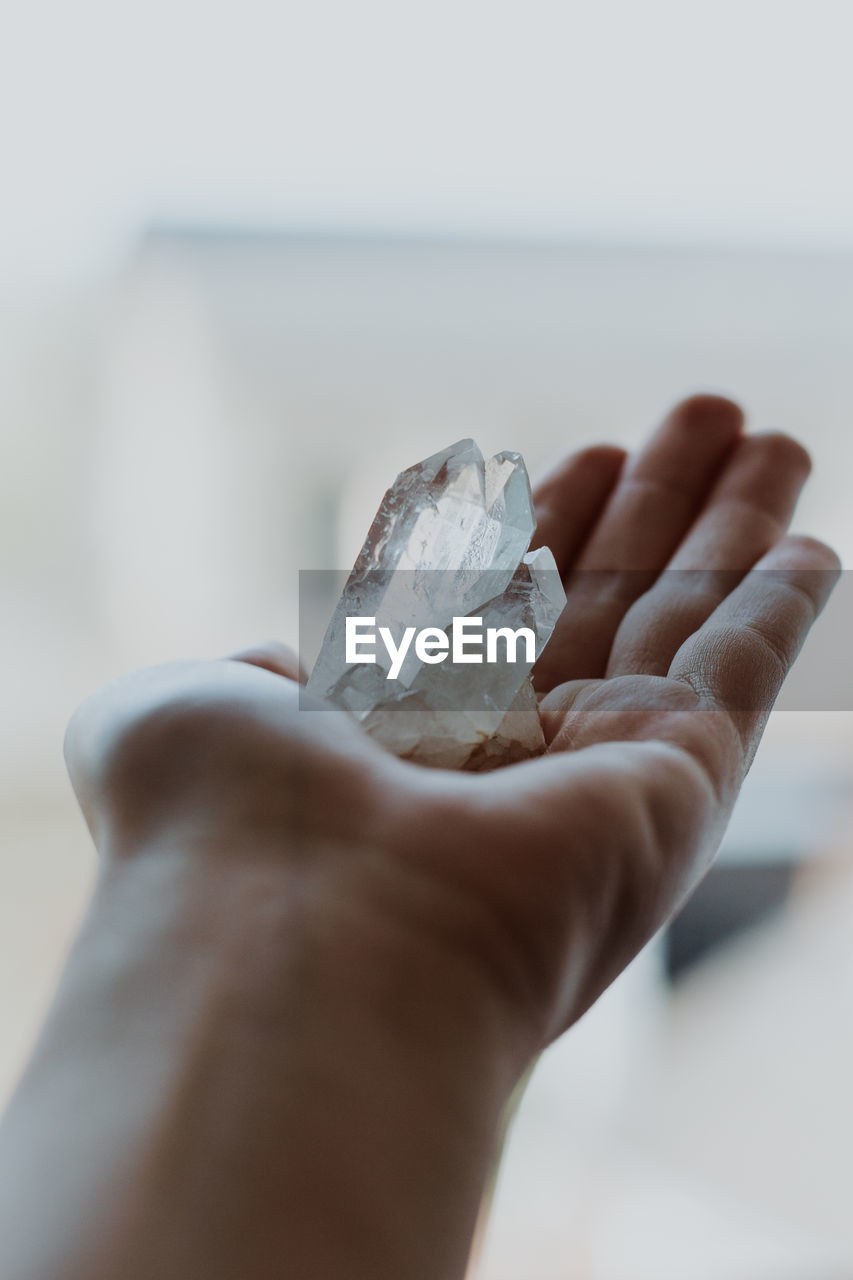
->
<box><xmin>306</xmin><ymin>439</ymin><xmax>566</xmax><ymax>770</ymax></box>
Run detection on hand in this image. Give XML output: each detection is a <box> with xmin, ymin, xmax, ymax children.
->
<box><xmin>65</xmin><ymin>394</ymin><xmax>838</xmax><ymax>1052</ymax></box>
<box><xmin>6</xmin><ymin>394</ymin><xmax>834</xmax><ymax>1280</ymax></box>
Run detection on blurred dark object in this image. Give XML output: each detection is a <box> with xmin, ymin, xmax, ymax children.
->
<box><xmin>665</xmin><ymin>861</ymin><xmax>796</xmax><ymax>981</ymax></box>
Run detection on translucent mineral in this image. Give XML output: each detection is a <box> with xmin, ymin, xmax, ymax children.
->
<box><xmin>306</xmin><ymin>439</ymin><xmax>566</xmax><ymax>770</ymax></box>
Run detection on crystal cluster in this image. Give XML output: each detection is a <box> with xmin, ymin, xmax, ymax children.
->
<box><xmin>306</xmin><ymin>439</ymin><xmax>566</xmax><ymax>769</ymax></box>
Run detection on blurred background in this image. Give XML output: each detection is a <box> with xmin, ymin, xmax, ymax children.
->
<box><xmin>2</xmin><ymin>2</ymin><xmax>853</xmax><ymax>1276</ymax></box>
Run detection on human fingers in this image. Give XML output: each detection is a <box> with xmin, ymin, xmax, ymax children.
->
<box><xmin>533</xmin><ymin>394</ymin><xmax>743</xmax><ymax>690</ymax></box>
<box><xmin>607</xmin><ymin>431</ymin><xmax>812</xmax><ymax>676</ymax></box>
<box><xmin>530</xmin><ymin>444</ymin><xmax>626</xmax><ymax>573</ymax></box>
<box><xmin>668</xmin><ymin>534</ymin><xmax>840</xmax><ymax>762</ymax></box>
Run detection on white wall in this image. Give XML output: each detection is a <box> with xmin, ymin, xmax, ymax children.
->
<box><xmin>4</xmin><ymin>1</ymin><xmax>853</xmax><ymax>282</ymax></box>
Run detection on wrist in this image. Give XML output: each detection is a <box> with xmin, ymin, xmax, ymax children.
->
<box><xmin>1</xmin><ymin>840</ymin><xmax>527</xmax><ymax>1280</ymax></box>
<box><xmin>95</xmin><ymin>807</ymin><xmax>540</xmax><ymax>1080</ymax></box>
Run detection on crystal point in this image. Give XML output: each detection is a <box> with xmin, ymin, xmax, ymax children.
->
<box><xmin>306</xmin><ymin>440</ymin><xmax>566</xmax><ymax>769</ymax></box>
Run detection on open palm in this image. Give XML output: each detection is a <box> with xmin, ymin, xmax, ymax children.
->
<box><xmin>66</xmin><ymin>395</ymin><xmax>838</xmax><ymax>1055</ymax></box>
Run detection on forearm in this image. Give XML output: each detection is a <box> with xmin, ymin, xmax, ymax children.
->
<box><xmin>0</xmin><ymin>843</ymin><xmax>522</xmax><ymax>1280</ymax></box>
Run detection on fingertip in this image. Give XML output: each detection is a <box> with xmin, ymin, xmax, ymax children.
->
<box><xmin>579</xmin><ymin>443</ymin><xmax>629</xmax><ymax>471</ymax></box>
<box><xmin>745</xmin><ymin>430</ymin><xmax>812</xmax><ymax>478</ymax></box>
<box><xmin>665</xmin><ymin>393</ymin><xmax>745</xmax><ymax>438</ymax></box>
<box><xmin>774</xmin><ymin>534</ymin><xmax>842</xmax><ymax>575</ymax></box>
<box><xmin>536</xmin><ymin>443</ymin><xmax>626</xmax><ymax>497</ymax></box>
<box><xmin>757</xmin><ymin>534</ymin><xmax>842</xmax><ymax>616</ymax></box>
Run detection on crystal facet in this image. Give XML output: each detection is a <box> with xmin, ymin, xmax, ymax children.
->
<box><xmin>306</xmin><ymin>439</ymin><xmax>566</xmax><ymax>769</ymax></box>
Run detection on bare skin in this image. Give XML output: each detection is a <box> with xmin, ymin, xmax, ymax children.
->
<box><xmin>0</xmin><ymin>395</ymin><xmax>839</xmax><ymax>1280</ymax></box>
